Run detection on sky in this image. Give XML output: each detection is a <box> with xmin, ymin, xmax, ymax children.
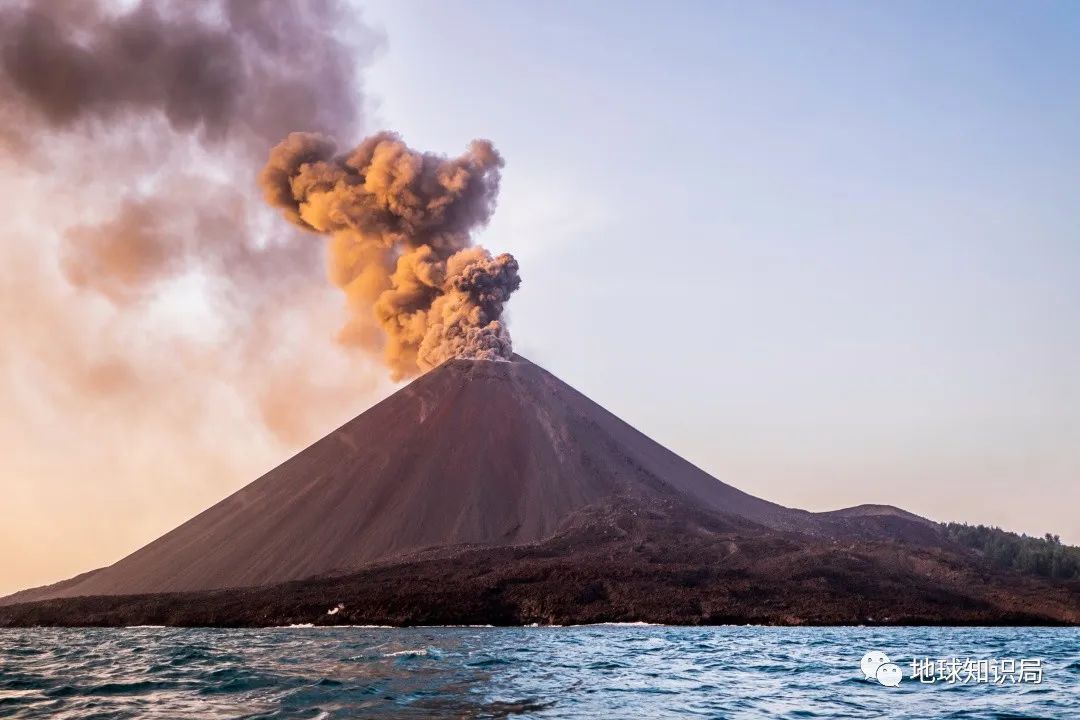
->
<box><xmin>1</xmin><ymin>0</ymin><xmax>1078</xmax><ymax>595</ymax></box>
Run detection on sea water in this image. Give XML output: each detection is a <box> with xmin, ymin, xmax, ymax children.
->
<box><xmin>0</xmin><ymin>626</ymin><xmax>1076</xmax><ymax>718</ymax></box>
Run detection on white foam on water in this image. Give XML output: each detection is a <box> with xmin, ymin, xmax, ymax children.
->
<box><xmin>384</xmin><ymin>648</ymin><xmax>429</xmax><ymax>657</ymax></box>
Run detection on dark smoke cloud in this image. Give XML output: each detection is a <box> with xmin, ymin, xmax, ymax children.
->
<box><xmin>0</xmin><ymin>0</ymin><xmax>358</xmax><ymax>146</ymax></box>
<box><xmin>261</xmin><ymin>131</ymin><xmax>522</xmax><ymax>379</ymax></box>
<box><xmin>2</xmin><ymin>0</ymin><xmax>520</xmax><ymax>382</ymax></box>
<box><xmin>0</xmin><ymin>0</ymin><xmax>371</xmax><ymax>306</ymax></box>
<box><xmin>2</xmin><ymin>0</ymin><xmax>520</xmax><ymax>383</ymax></box>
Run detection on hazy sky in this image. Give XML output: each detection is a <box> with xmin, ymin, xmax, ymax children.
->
<box><xmin>2</xmin><ymin>1</ymin><xmax>1078</xmax><ymax>595</ymax></box>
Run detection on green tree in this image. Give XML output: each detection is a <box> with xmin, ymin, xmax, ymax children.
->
<box><xmin>942</xmin><ymin>522</ymin><xmax>1080</xmax><ymax>580</ymax></box>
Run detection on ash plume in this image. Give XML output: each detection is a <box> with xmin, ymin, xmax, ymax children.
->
<box><xmin>261</xmin><ymin>131</ymin><xmax>522</xmax><ymax>379</ymax></box>
<box><xmin>0</xmin><ymin>0</ymin><xmax>357</xmax><ymax>147</ymax></box>
<box><xmin>0</xmin><ymin>0</ymin><xmax>369</xmax><ymax>302</ymax></box>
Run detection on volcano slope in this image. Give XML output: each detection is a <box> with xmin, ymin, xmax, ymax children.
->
<box><xmin>2</xmin><ymin>356</ymin><xmax>1077</xmax><ymax>626</ymax></box>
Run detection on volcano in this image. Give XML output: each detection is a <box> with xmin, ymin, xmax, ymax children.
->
<box><xmin>3</xmin><ymin>356</ymin><xmax>1078</xmax><ymax>625</ymax></box>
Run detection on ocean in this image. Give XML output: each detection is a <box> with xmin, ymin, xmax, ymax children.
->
<box><xmin>0</xmin><ymin>626</ymin><xmax>1076</xmax><ymax>718</ymax></box>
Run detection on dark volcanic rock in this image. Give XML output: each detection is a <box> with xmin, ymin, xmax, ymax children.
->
<box><xmin>1</xmin><ymin>501</ymin><xmax>1077</xmax><ymax>627</ymax></box>
<box><xmin>3</xmin><ymin>355</ymin><xmax>1077</xmax><ymax>625</ymax></box>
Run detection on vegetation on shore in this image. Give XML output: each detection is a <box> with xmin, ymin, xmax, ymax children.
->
<box><xmin>943</xmin><ymin>523</ymin><xmax>1080</xmax><ymax>580</ymax></box>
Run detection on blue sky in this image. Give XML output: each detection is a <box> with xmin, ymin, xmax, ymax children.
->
<box><xmin>361</xmin><ymin>0</ymin><xmax>1080</xmax><ymax>539</ymax></box>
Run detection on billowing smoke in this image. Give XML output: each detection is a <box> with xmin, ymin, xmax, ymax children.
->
<box><xmin>0</xmin><ymin>0</ymin><xmax>368</xmax><ymax>304</ymax></box>
<box><xmin>261</xmin><ymin>131</ymin><xmax>522</xmax><ymax>379</ymax></box>
<box><xmin>0</xmin><ymin>0</ymin><xmax>357</xmax><ymax>146</ymax></box>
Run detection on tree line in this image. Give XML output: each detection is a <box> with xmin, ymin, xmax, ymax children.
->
<box><xmin>943</xmin><ymin>522</ymin><xmax>1080</xmax><ymax>580</ymax></box>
